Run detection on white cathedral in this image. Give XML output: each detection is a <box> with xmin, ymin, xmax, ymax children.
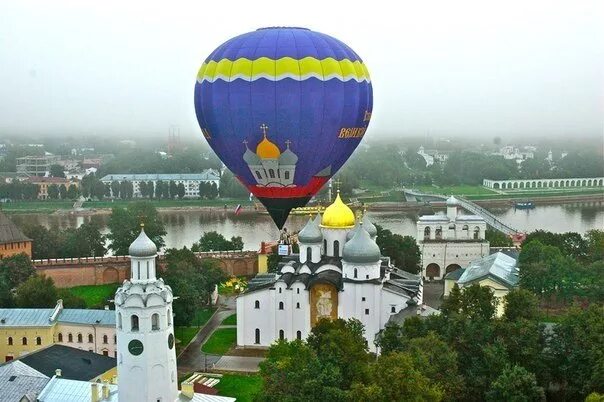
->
<box><xmin>236</xmin><ymin>193</ymin><xmax>425</xmax><ymax>353</ymax></box>
<box><xmin>243</xmin><ymin>125</ymin><xmax>298</xmax><ymax>187</ymax></box>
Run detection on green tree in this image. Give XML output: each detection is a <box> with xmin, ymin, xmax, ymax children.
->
<box><xmin>441</xmin><ymin>284</ymin><xmax>497</xmax><ymax>321</ymax></box>
<box><xmin>169</xmin><ymin>180</ymin><xmax>177</xmax><ymax>199</ymax></box>
<box><xmin>177</xmin><ymin>183</ymin><xmax>185</xmax><ymax>199</ymax></box>
<box><xmin>48</xmin><ymin>184</ymin><xmax>59</xmax><ymax>199</ymax></box>
<box><xmin>503</xmin><ymin>288</ymin><xmax>540</xmax><ymax>322</ymax></box>
<box><xmin>375</xmin><ymin>224</ymin><xmax>421</xmax><ymax>274</ymax></box>
<box><xmin>15</xmin><ymin>275</ymin><xmax>58</xmax><ymax>308</ymax></box>
<box><xmin>66</xmin><ymin>184</ymin><xmax>79</xmax><ymax>199</ymax></box>
<box><xmin>58</xmin><ymin>184</ymin><xmax>67</xmax><ymax>199</ymax></box>
<box><xmin>49</xmin><ymin>164</ymin><xmax>65</xmax><ymax>178</ymax></box>
<box><xmin>139</xmin><ymin>181</ymin><xmax>148</xmax><ymax>198</ymax></box>
<box><xmin>307</xmin><ymin>319</ymin><xmax>370</xmax><ymax>389</ymax></box>
<box><xmin>57</xmin><ymin>288</ymin><xmax>87</xmax><ymax>308</ymax></box>
<box><xmin>192</xmin><ymin>231</ymin><xmax>243</xmax><ymax>252</ymax></box>
<box><xmin>208</xmin><ymin>182</ymin><xmax>219</xmax><ymax>199</ymax></box>
<box><xmin>0</xmin><ymin>272</ymin><xmax>14</xmax><ymax>307</ymax></box>
<box><xmin>160</xmin><ymin>248</ymin><xmax>227</xmax><ymax>325</ymax></box>
<box><xmin>485</xmin><ymin>229</ymin><xmax>513</xmax><ymax>247</ymax></box>
<box><xmin>352</xmin><ymin>352</ymin><xmax>443</xmax><ymax>402</ymax></box>
<box><xmin>107</xmin><ymin>202</ymin><xmax>166</xmax><ymax>255</ymax></box>
<box><xmin>22</xmin><ymin>225</ymin><xmax>61</xmax><ymax>259</ymax></box>
<box><xmin>110</xmin><ymin>181</ymin><xmax>120</xmax><ymax>198</ymax></box>
<box><xmin>585</xmin><ymin>229</ymin><xmax>604</xmax><ymax>262</ymax></box>
<box><xmin>485</xmin><ymin>365</ymin><xmax>545</xmax><ymax>402</ymax></box>
<box><xmin>0</xmin><ymin>253</ymin><xmax>35</xmax><ymax>288</ymax></box>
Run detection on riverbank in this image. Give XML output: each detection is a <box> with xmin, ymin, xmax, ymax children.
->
<box><xmin>0</xmin><ymin>187</ymin><xmax>601</xmax><ymax>215</ymax></box>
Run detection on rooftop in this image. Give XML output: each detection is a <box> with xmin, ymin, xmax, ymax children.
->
<box><xmin>0</xmin><ymin>360</ymin><xmax>49</xmax><ymax>402</ymax></box>
<box><xmin>458</xmin><ymin>252</ymin><xmax>519</xmax><ymax>288</ymax></box>
<box><xmin>0</xmin><ymin>307</ymin><xmax>116</xmax><ymax>327</ymax></box>
<box><xmin>0</xmin><ymin>212</ymin><xmax>31</xmax><ymax>244</ymax></box>
<box><xmin>18</xmin><ymin>345</ymin><xmax>116</xmax><ymax>381</ymax></box>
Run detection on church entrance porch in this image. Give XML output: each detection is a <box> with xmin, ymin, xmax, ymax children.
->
<box><xmin>446</xmin><ymin>264</ymin><xmax>462</xmax><ymax>274</ymax></box>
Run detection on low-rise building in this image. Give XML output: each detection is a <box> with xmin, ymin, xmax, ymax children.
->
<box><xmin>0</xmin><ymin>300</ymin><xmax>116</xmax><ymax>362</ymax></box>
<box><xmin>100</xmin><ymin>171</ymin><xmax>220</xmax><ymax>198</ymax></box>
<box><xmin>417</xmin><ymin>196</ymin><xmax>489</xmax><ymax>280</ymax></box>
<box><xmin>0</xmin><ymin>212</ymin><xmax>32</xmax><ymax>258</ymax></box>
<box><xmin>444</xmin><ymin>252</ymin><xmax>519</xmax><ymax>316</ymax></box>
<box><xmin>26</xmin><ymin>177</ymin><xmax>79</xmax><ymax>200</ymax></box>
<box><xmin>0</xmin><ymin>359</ymin><xmax>49</xmax><ymax>402</ymax></box>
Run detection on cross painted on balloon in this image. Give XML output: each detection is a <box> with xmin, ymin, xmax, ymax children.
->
<box><xmin>260</xmin><ymin>124</ymin><xmax>269</xmax><ymax>137</ymax></box>
<box><xmin>285</xmin><ymin>139</ymin><xmax>291</xmax><ymax>148</ymax></box>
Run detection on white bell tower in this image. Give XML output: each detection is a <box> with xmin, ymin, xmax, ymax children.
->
<box><xmin>114</xmin><ymin>226</ymin><xmax>178</xmax><ymax>402</ymax></box>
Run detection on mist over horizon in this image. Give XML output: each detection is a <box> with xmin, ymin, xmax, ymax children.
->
<box><xmin>1</xmin><ymin>0</ymin><xmax>603</xmax><ymax>141</ymax></box>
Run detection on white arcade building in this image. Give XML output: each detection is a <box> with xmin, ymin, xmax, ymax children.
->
<box><xmin>417</xmin><ymin>196</ymin><xmax>489</xmax><ymax>280</ymax></box>
<box><xmin>236</xmin><ymin>193</ymin><xmax>424</xmax><ymax>353</ymax></box>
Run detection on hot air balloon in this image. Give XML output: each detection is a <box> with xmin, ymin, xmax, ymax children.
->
<box><xmin>194</xmin><ymin>27</ymin><xmax>372</xmax><ymax>228</ymax></box>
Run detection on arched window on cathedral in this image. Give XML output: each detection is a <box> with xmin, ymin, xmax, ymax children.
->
<box><xmin>296</xmin><ymin>302</ymin><xmax>300</xmax><ymax>309</ymax></box>
<box><xmin>68</xmin><ymin>333</ymin><xmax>73</xmax><ymax>343</ymax></box>
<box><xmin>152</xmin><ymin>313</ymin><xmax>160</xmax><ymax>331</ymax></box>
<box><xmin>285</xmin><ymin>171</ymin><xmax>290</xmax><ymax>180</ymax></box>
<box><xmin>473</xmin><ymin>226</ymin><xmax>480</xmax><ymax>240</ymax></box>
<box><xmin>77</xmin><ymin>333</ymin><xmax>83</xmax><ymax>343</ymax></box>
<box><xmin>88</xmin><ymin>334</ymin><xmax>93</xmax><ymax>343</ymax></box>
<box><xmin>269</xmin><ymin>169</ymin><xmax>275</xmax><ymax>179</ymax></box>
<box><xmin>7</xmin><ymin>336</ymin><xmax>13</xmax><ymax>345</ymax></box>
<box><xmin>279</xmin><ymin>302</ymin><xmax>284</xmax><ymax>310</ymax></box>
<box><xmin>424</xmin><ymin>226</ymin><xmax>430</xmax><ymax>240</ymax></box>
<box><xmin>167</xmin><ymin>309</ymin><xmax>172</xmax><ymax>326</ymax></box>
<box><xmin>118</xmin><ymin>313</ymin><xmax>122</xmax><ymax>329</ymax></box>
<box><xmin>307</xmin><ymin>247</ymin><xmax>312</xmax><ymax>262</ymax></box>
<box><xmin>137</xmin><ymin>261</ymin><xmax>140</xmax><ymax>279</ymax></box>
<box><xmin>255</xmin><ymin>171</ymin><xmax>262</xmax><ymax>180</ymax></box>
<box><xmin>146</xmin><ymin>261</ymin><xmax>150</xmax><ymax>279</ymax></box>
<box><xmin>354</xmin><ymin>268</ymin><xmax>358</xmax><ymax>278</ymax></box>
<box><xmin>435</xmin><ymin>227</ymin><xmax>443</xmax><ymax>240</ymax></box>
<box><xmin>255</xmin><ymin>329</ymin><xmax>260</xmax><ymax>344</ymax></box>
<box><xmin>131</xmin><ymin>315</ymin><xmax>139</xmax><ymax>332</ymax></box>
<box><xmin>36</xmin><ymin>336</ymin><xmax>42</xmax><ymax>345</ymax></box>
<box><xmin>22</xmin><ymin>337</ymin><xmax>27</xmax><ymax>345</ymax></box>
<box><xmin>103</xmin><ymin>335</ymin><xmax>108</xmax><ymax>344</ymax></box>
<box><xmin>279</xmin><ymin>330</ymin><xmax>284</xmax><ymax>340</ymax></box>
<box><xmin>296</xmin><ymin>331</ymin><xmax>302</xmax><ymax>340</ymax></box>
<box><xmin>323</xmin><ymin>239</ymin><xmax>327</xmax><ymax>253</ymax></box>
<box><xmin>57</xmin><ymin>333</ymin><xmax>62</xmax><ymax>342</ymax></box>
<box><xmin>333</xmin><ymin>240</ymin><xmax>340</xmax><ymax>257</ymax></box>
<box><xmin>254</xmin><ymin>300</ymin><xmax>260</xmax><ymax>309</ymax></box>
<box><xmin>462</xmin><ymin>225</ymin><xmax>469</xmax><ymax>238</ymax></box>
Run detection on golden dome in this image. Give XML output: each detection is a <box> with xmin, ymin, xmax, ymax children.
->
<box><xmin>256</xmin><ymin>135</ymin><xmax>281</xmax><ymax>159</ymax></box>
<box><xmin>321</xmin><ymin>193</ymin><xmax>355</xmax><ymax>228</ymax></box>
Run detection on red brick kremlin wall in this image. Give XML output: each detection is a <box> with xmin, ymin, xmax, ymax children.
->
<box><xmin>33</xmin><ymin>251</ymin><xmax>259</xmax><ymax>288</ymax></box>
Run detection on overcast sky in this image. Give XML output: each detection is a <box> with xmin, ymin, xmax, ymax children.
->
<box><xmin>1</xmin><ymin>0</ymin><xmax>602</xmax><ymax>140</ymax></box>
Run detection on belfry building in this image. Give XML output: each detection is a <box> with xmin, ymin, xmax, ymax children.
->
<box><xmin>236</xmin><ymin>193</ymin><xmax>425</xmax><ymax>352</ymax></box>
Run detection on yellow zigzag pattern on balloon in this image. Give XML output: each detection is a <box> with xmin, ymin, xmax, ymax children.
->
<box><xmin>196</xmin><ymin>57</ymin><xmax>371</xmax><ymax>83</ymax></box>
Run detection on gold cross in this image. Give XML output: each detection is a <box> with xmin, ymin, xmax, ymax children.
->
<box><xmin>333</xmin><ymin>178</ymin><xmax>341</xmax><ymax>193</ymax></box>
<box><xmin>260</xmin><ymin>124</ymin><xmax>269</xmax><ymax>137</ymax></box>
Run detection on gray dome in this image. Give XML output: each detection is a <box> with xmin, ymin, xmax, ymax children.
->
<box><xmin>362</xmin><ymin>214</ymin><xmax>377</xmax><ymax>237</ymax></box>
<box><xmin>343</xmin><ymin>226</ymin><xmax>381</xmax><ymax>264</ymax></box>
<box><xmin>129</xmin><ymin>228</ymin><xmax>157</xmax><ymax>257</ymax></box>
<box><xmin>279</xmin><ymin>147</ymin><xmax>298</xmax><ymax>165</ymax></box>
<box><xmin>346</xmin><ymin>219</ymin><xmax>361</xmax><ymax>241</ymax></box>
<box><xmin>446</xmin><ymin>196</ymin><xmax>458</xmax><ymax>206</ymax></box>
<box><xmin>243</xmin><ymin>147</ymin><xmax>261</xmax><ymax>165</ymax></box>
<box><xmin>298</xmin><ymin>216</ymin><xmax>322</xmax><ymax>244</ymax></box>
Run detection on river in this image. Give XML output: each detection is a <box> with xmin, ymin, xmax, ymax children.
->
<box><xmin>9</xmin><ymin>201</ymin><xmax>604</xmax><ymax>252</ymax></box>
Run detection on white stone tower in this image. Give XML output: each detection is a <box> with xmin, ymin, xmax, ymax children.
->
<box><xmin>114</xmin><ymin>226</ymin><xmax>178</xmax><ymax>402</ymax></box>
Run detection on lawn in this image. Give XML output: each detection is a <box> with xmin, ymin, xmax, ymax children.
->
<box><xmin>415</xmin><ymin>184</ymin><xmax>498</xmax><ymax>196</ymax></box>
<box><xmin>214</xmin><ymin>374</ymin><xmax>262</xmax><ymax>402</ymax></box>
<box><xmin>222</xmin><ymin>314</ymin><xmax>236</xmax><ymax>325</ymax></box>
<box><xmin>67</xmin><ymin>284</ymin><xmax>119</xmax><ymax>308</ymax></box>
<box><xmin>174</xmin><ymin>327</ymin><xmax>200</xmax><ymax>354</ymax></box>
<box><xmin>201</xmin><ymin>328</ymin><xmax>237</xmax><ymax>355</ymax></box>
<box><xmin>192</xmin><ymin>308</ymin><xmax>216</xmax><ymax>327</ymax></box>
<box><xmin>84</xmin><ymin>198</ymin><xmax>253</xmax><ymax>209</ymax></box>
<box><xmin>1</xmin><ymin>200</ymin><xmax>74</xmax><ymax>214</ymax></box>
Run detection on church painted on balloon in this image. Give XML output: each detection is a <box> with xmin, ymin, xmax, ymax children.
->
<box><xmin>236</xmin><ymin>194</ymin><xmax>427</xmax><ymax>352</ymax></box>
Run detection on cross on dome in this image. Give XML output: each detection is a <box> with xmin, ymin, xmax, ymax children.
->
<box><xmin>285</xmin><ymin>139</ymin><xmax>291</xmax><ymax>148</ymax></box>
<box><xmin>260</xmin><ymin>124</ymin><xmax>269</xmax><ymax>138</ymax></box>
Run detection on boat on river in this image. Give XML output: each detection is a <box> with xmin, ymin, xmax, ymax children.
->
<box><xmin>514</xmin><ymin>200</ymin><xmax>535</xmax><ymax>209</ymax></box>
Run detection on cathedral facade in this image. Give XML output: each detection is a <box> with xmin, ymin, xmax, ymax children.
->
<box><xmin>236</xmin><ymin>194</ymin><xmax>423</xmax><ymax>352</ymax></box>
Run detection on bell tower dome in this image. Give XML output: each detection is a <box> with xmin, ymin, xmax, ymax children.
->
<box><xmin>114</xmin><ymin>226</ymin><xmax>178</xmax><ymax>402</ymax></box>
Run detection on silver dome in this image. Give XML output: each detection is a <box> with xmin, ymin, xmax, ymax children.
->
<box><xmin>129</xmin><ymin>228</ymin><xmax>158</xmax><ymax>257</ymax></box>
<box><xmin>346</xmin><ymin>219</ymin><xmax>361</xmax><ymax>241</ymax></box>
<box><xmin>279</xmin><ymin>147</ymin><xmax>298</xmax><ymax>165</ymax></box>
<box><xmin>362</xmin><ymin>214</ymin><xmax>377</xmax><ymax>237</ymax></box>
<box><xmin>343</xmin><ymin>226</ymin><xmax>381</xmax><ymax>264</ymax></box>
<box><xmin>446</xmin><ymin>196</ymin><xmax>459</xmax><ymax>206</ymax></box>
<box><xmin>298</xmin><ymin>216</ymin><xmax>323</xmax><ymax>244</ymax></box>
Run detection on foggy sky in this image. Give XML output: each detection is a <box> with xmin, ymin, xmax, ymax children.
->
<box><xmin>0</xmin><ymin>0</ymin><xmax>602</xmax><ymax>140</ymax></box>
